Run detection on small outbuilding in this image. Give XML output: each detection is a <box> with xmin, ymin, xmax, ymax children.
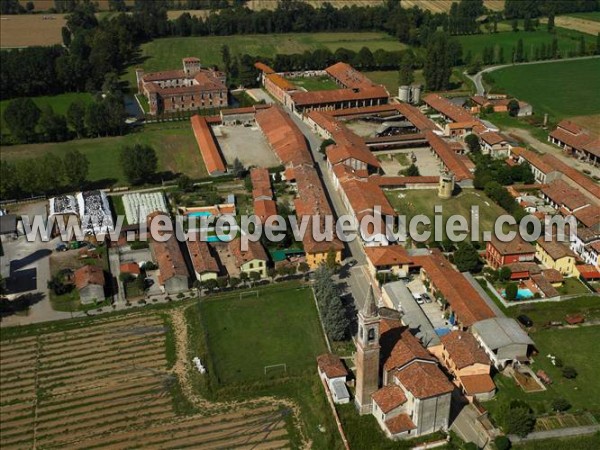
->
<box><xmin>74</xmin><ymin>265</ymin><xmax>105</xmax><ymax>304</ymax></box>
<box><xmin>317</xmin><ymin>353</ymin><xmax>350</xmax><ymax>404</ymax></box>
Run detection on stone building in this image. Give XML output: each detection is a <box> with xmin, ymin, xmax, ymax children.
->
<box><xmin>137</xmin><ymin>57</ymin><xmax>227</xmax><ymax>115</ymax></box>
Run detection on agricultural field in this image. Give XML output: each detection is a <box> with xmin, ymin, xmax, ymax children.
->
<box><xmin>0</xmin><ymin>312</ymin><xmax>291</xmax><ymax>449</ymax></box>
<box><xmin>0</xmin><ymin>14</ymin><xmax>66</xmax><ymax>47</ymax></box>
<box><xmin>456</xmin><ymin>27</ymin><xmax>593</xmax><ymax>64</ymax></box>
<box><xmin>514</xmin><ymin>432</ymin><xmax>600</xmax><ymax>450</ymax></box>
<box><xmin>197</xmin><ymin>284</ymin><xmax>327</xmax><ymax>384</ymax></box>
<box><xmin>287</xmin><ymin>75</ymin><xmax>340</xmax><ymax>91</ymax></box>
<box><xmin>385</xmin><ymin>188</ymin><xmax>508</xmax><ymax>241</ymax></box>
<box><xmin>125</xmin><ymin>32</ymin><xmax>407</xmax><ymax>86</ymax></box>
<box><xmin>402</xmin><ymin>0</ymin><xmax>504</xmax><ymax>13</ymax></box>
<box><xmin>487</xmin><ymin>58</ymin><xmax>600</xmax><ymax>120</ymax></box>
<box><xmin>0</xmin><ymin>121</ymin><xmax>208</xmax><ymax>185</ymax></box>
<box><xmin>540</xmin><ymin>15</ymin><xmax>600</xmax><ymax>35</ymax></box>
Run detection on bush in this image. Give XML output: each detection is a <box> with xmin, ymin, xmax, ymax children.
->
<box><xmin>494</xmin><ymin>436</ymin><xmax>511</xmax><ymax>450</ymax></box>
<box><xmin>177</xmin><ymin>293</ymin><xmax>185</xmax><ymax>299</ymax></box>
<box><xmin>562</xmin><ymin>366</ymin><xmax>578</xmax><ymax>379</ymax></box>
<box><xmin>554</xmin><ymin>357</ymin><xmax>563</xmax><ymax>368</ymax></box>
<box><xmin>551</xmin><ymin>398</ymin><xmax>571</xmax><ymax>412</ymax></box>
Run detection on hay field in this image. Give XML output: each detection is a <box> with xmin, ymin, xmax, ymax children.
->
<box><xmin>0</xmin><ymin>313</ymin><xmax>290</xmax><ymax>449</ymax></box>
<box><xmin>0</xmin><ymin>14</ymin><xmax>66</xmax><ymax>47</ymax></box>
<box><xmin>540</xmin><ymin>15</ymin><xmax>600</xmax><ymax>35</ymax></box>
<box><xmin>402</xmin><ymin>0</ymin><xmax>504</xmax><ymax>13</ymax></box>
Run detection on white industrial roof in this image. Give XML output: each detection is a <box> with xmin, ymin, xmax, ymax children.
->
<box><xmin>472</xmin><ymin>318</ymin><xmax>534</xmax><ymax>350</ymax></box>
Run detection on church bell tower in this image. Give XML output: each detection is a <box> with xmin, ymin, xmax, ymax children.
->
<box><xmin>354</xmin><ymin>286</ymin><xmax>380</xmax><ymax>414</ymax></box>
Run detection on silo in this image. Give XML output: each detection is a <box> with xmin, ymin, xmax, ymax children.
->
<box><xmin>438</xmin><ymin>172</ymin><xmax>455</xmax><ymax>199</ymax></box>
<box><xmin>410</xmin><ymin>84</ymin><xmax>422</xmax><ymax>104</ymax></box>
<box><xmin>399</xmin><ymin>85</ymin><xmax>410</xmax><ymax>103</ymax></box>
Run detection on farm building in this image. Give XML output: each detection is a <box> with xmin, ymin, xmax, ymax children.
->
<box><xmin>76</xmin><ymin>191</ymin><xmax>114</xmax><ymax>237</ymax></box>
<box><xmin>549</xmin><ymin>120</ymin><xmax>600</xmax><ymax>166</ymax></box>
<box><xmin>74</xmin><ymin>265</ymin><xmax>105</xmax><ymax>304</ymax></box>
<box><xmin>471</xmin><ymin>318</ymin><xmax>535</xmax><ymax>370</ymax></box>
<box><xmin>317</xmin><ymin>353</ymin><xmax>350</xmax><ymax>405</ymax></box>
<box><xmin>438</xmin><ymin>331</ymin><xmax>495</xmax><ymax>401</ymax></box>
<box><xmin>190</xmin><ymin>115</ymin><xmax>227</xmax><ymax>176</ymax></box>
<box><xmin>136</xmin><ymin>57</ymin><xmax>227</xmax><ymax>115</ymax></box>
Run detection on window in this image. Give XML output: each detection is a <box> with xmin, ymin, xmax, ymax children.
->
<box><xmin>368</xmin><ymin>328</ymin><xmax>375</xmax><ymax>342</ymax></box>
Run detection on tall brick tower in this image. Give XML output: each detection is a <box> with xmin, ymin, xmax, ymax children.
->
<box><xmin>354</xmin><ymin>286</ymin><xmax>380</xmax><ymax>414</ymax></box>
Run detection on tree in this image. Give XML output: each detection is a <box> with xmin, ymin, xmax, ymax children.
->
<box><xmin>232</xmin><ymin>157</ymin><xmax>245</xmax><ymax>178</ymax></box>
<box><xmin>320</xmin><ymin>138</ymin><xmax>335</xmax><ymax>154</ymax></box>
<box><xmin>38</xmin><ymin>106</ymin><xmax>69</xmax><ymax>142</ymax></box>
<box><xmin>298</xmin><ymin>262</ymin><xmax>310</xmax><ymax>275</ymax></box>
<box><xmin>453</xmin><ymin>242</ymin><xmax>480</xmax><ymax>272</ymax></box>
<box><xmin>221</xmin><ymin>44</ymin><xmax>232</xmax><ymax>74</ymax></box>
<box><xmin>61</xmin><ymin>26</ymin><xmax>72</xmax><ymax>47</ymax></box>
<box><xmin>323</xmin><ymin>294</ymin><xmax>349</xmax><ymax>341</ymax></box>
<box><xmin>355</xmin><ymin>47</ymin><xmax>375</xmax><ymax>70</ymax></box>
<box><xmin>507</xmin><ymin>99</ymin><xmax>520</xmax><ymax>117</ymax></box>
<box><xmin>515</xmin><ymin>38</ymin><xmax>525</xmax><ymax>62</ymax></box>
<box><xmin>500</xmin><ymin>403</ymin><xmax>535</xmax><ymax>437</ymax></box>
<box><xmin>398</xmin><ymin>52</ymin><xmax>414</xmax><ymax>86</ymax></box>
<box><xmin>511</xmin><ymin>19</ymin><xmax>519</xmax><ymax>32</ymax></box>
<box><xmin>578</xmin><ymin>35</ymin><xmax>586</xmax><ymax>56</ymax></box>
<box><xmin>494</xmin><ymin>436</ymin><xmax>511</xmax><ymax>450</ymax></box>
<box><xmin>63</xmin><ymin>150</ymin><xmax>89</xmax><ymax>186</ymax></box>
<box><xmin>562</xmin><ymin>366</ymin><xmax>578</xmax><ymax>379</ymax></box>
<box><xmin>551</xmin><ymin>398</ymin><xmax>571</xmax><ymax>412</ymax></box>
<box><xmin>424</xmin><ymin>32</ymin><xmax>453</xmax><ymax>91</ymax></box>
<box><xmin>505</xmin><ymin>282</ymin><xmax>518</xmax><ymax>301</ymax></box>
<box><xmin>498</xmin><ymin>266</ymin><xmax>512</xmax><ymax>282</ymax></box>
<box><xmin>400</xmin><ymin>164</ymin><xmax>420</xmax><ymax>176</ymax></box>
<box><xmin>3</xmin><ymin>98</ymin><xmax>41</xmax><ymax>142</ymax></box>
<box><xmin>547</xmin><ymin>11</ymin><xmax>555</xmax><ymax>32</ymax></box>
<box><xmin>325</xmin><ymin>248</ymin><xmax>338</xmax><ymax>271</ymax></box>
<box><xmin>120</xmin><ymin>144</ymin><xmax>158</xmax><ymax>184</ymax></box>
<box><xmin>66</xmin><ymin>100</ymin><xmax>87</xmax><ymax>138</ymax></box>
<box><xmin>465</xmin><ymin>133</ymin><xmax>480</xmax><ymax>153</ymax></box>
<box><xmin>177</xmin><ymin>175</ymin><xmax>194</xmax><ymax>192</ymax></box>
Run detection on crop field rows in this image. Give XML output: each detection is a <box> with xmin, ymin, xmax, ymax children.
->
<box><xmin>1</xmin><ymin>314</ymin><xmax>289</xmax><ymax>449</ymax></box>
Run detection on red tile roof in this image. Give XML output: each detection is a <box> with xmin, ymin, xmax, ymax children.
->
<box><xmin>254</xmin><ymin>199</ymin><xmax>278</xmax><ymax>223</ymax></box>
<box><xmin>541</xmin><ymin>179</ymin><xmax>592</xmax><ymax>211</ymax></box>
<box><xmin>255</xmin><ymin>106</ymin><xmax>313</xmax><ymax>167</ymax></box>
<box><xmin>325</xmin><ymin>62</ymin><xmax>378</xmax><ymax>89</ymax></box>
<box><xmin>557</xmin><ymin>119</ymin><xmax>584</xmax><ymax>135</ymax></box>
<box><xmin>340</xmin><ymin>178</ymin><xmax>396</xmax><ymax>218</ymax></box>
<box><xmin>577</xmin><ymin>264</ymin><xmax>600</xmax><ymax>280</ymax></box>
<box><xmin>119</xmin><ymin>262</ymin><xmax>140</xmax><ymax>276</ymax></box>
<box><xmin>371</xmin><ymin>176</ymin><xmax>440</xmax><ymax>187</ymax></box>
<box><xmin>382</xmin><ymin>327</ymin><xmax>436</xmax><ymax>372</ymax></box>
<box><xmin>412</xmin><ymin>250</ymin><xmax>496</xmax><ymax>327</ymax></box>
<box><xmin>74</xmin><ymin>265</ymin><xmax>105</xmax><ymax>290</ymax></box>
<box><xmin>424</xmin><ymin>93</ymin><xmax>475</xmax><ymax>123</ymax></box>
<box><xmin>291</xmin><ymin>85</ymin><xmax>389</xmax><ymax>107</ymax></box>
<box><xmin>441</xmin><ymin>331</ymin><xmax>490</xmax><ymax>369</ymax></box>
<box><xmin>536</xmin><ymin>238</ymin><xmax>576</xmax><ymax>260</ymax></box>
<box><xmin>186</xmin><ymin>236</ymin><xmax>219</xmax><ymax>275</ymax></box>
<box><xmin>395</xmin><ymin>361</ymin><xmax>454</xmax><ymax>399</ymax></box>
<box><xmin>190</xmin><ymin>115</ymin><xmax>227</xmax><ymax>175</ymax></box>
<box><xmin>228</xmin><ymin>238</ymin><xmax>268</xmax><ymax>265</ymax></box>
<box><xmin>479</xmin><ymin>131</ymin><xmax>509</xmax><ymax>146</ymax></box>
<box><xmin>385</xmin><ymin>413</ymin><xmax>417</xmax><ymax>434</ymax></box>
<box><xmin>327</xmin><ymin>143</ymin><xmax>381</xmax><ymax>169</ymax></box>
<box><xmin>365</xmin><ymin>245</ymin><xmax>413</xmax><ymax>267</ymax></box>
<box><xmin>460</xmin><ymin>374</ymin><xmax>496</xmax><ymax>395</ymax></box>
<box><xmin>541</xmin><ymin>154</ymin><xmax>600</xmax><ymax>200</ymax></box>
<box><xmin>254</xmin><ymin>62</ymin><xmax>275</xmax><ymax>74</ymax></box>
<box><xmin>425</xmin><ymin>131</ymin><xmax>473</xmax><ymax>181</ymax></box>
<box><xmin>317</xmin><ymin>353</ymin><xmax>348</xmax><ymax>379</ymax></box>
<box><xmin>151</xmin><ymin>236</ymin><xmax>189</xmax><ymax>283</ymax></box>
<box><xmin>266</xmin><ymin>73</ymin><xmax>296</xmax><ymax>91</ymax></box>
<box><xmin>372</xmin><ymin>385</ymin><xmax>407</xmax><ymax>413</ymax></box>
<box><xmin>510</xmin><ymin>147</ymin><xmax>555</xmax><ymax>174</ymax></box>
<box><xmin>489</xmin><ymin>234</ymin><xmax>536</xmax><ymax>256</ymax></box>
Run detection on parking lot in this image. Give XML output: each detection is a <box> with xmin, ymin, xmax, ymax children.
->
<box><xmin>406</xmin><ymin>277</ymin><xmax>451</xmax><ymax>331</ymax></box>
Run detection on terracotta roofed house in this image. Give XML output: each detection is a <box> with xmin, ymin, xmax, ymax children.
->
<box><xmin>74</xmin><ymin>265</ymin><xmax>105</xmax><ymax>304</ymax></box>
<box><xmin>365</xmin><ymin>245</ymin><xmax>413</xmax><ymax>278</ymax></box>
<box><xmin>190</xmin><ymin>115</ymin><xmax>227</xmax><ymax>176</ymax></box>
<box><xmin>228</xmin><ymin>238</ymin><xmax>268</xmax><ymax>278</ymax></box>
<box><xmin>150</xmin><ymin>233</ymin><xmax>189</xmax><ymax>294</ymax></box>
<box><xmin>186</xmin><ymin>235</ymin><xmax>220</xmax><ymax>282</ymax></box>
<box><xmin>486</xmin><ymin>235</ymin><xmax>536</xmax><ymax>269</ymax></box>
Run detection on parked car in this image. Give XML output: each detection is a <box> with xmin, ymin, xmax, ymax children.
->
<box><xmin>55</xmin><ymin>243</ymin><xmax>68</xmax><ymax>252</ymax></box>
<box><xmin>413</xmin><ymin>293</ymin><xmax>424</xmax><ymax>305</ymax></box>
<box><xmin>517</xmin><ymin>314</ymin><xmax>533</xmax><ymax>327</ymax></box>
<box><xmin>422</xmin><ymin>293</ymin><xmax>432</xmax><ymax>303</ymax></box>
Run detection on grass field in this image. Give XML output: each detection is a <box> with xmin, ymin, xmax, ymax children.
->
<box><xmin>366</xmin><ymin>68</ymin><xmax>473</xmax><ymax>95</ymax></box>
<box><xmin>456</xmin><ymin>27</ymin><xmax>592</xmax><ymax>63</ymax></box>
<box><xmin>0</xmin><ymin>121</ymin><xmax>207</xmax><ymax>185</ymax></box>
<box><xmin>488</xmin><ymin>58</ymin><xmax>600</xmax><ymax>120</ymax></box>
<box><xmin>385</xmin><ymin>188</ymin><xmax>508</xmax><ymax>241</ymax></box>
<box><xmin>484</xmin><ymin>325</ymin><xmax>600</xmax><ymax>423</ymax></box>
<box><xmin>126</xmin><ymin>32</ymin><xmax>407</xmax><ymax>86</ymax></box>
<box><xmin>198</xmin><ymin>284</ymin><xmax>327</xmax><ymax>384</ymax></box>
<box><xmin>542</xmin><ymin>15</ymin><xmax>600</xmax><ymax>35</ymax></box>
<box><xmin>0</xmin><ymin>311</ymin><xmax>291</xmax><ymax>449</ymax></box>
<box><xmin>504</xmin><ymin>295</ymin><xmax>600</xmax><ymax>326</ymax></box>
<box><xmin>287</xmin><ymin>75</ymin><xmax>339</xmax><ymax>91</ymax></box>
<box><xmin>568</xmin><ymin>11</ymin><xmax>600</xmax><ymax>22</ymax></box>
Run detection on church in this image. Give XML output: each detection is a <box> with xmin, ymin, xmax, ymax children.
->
<box><xmin>354</xmin><ymin>288</ymin><xmax>454</xmax><ymax>440</ymax></box>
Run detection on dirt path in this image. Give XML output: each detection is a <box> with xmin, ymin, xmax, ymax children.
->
<box><xmin>168</xmin><ymin>306</ymin><xmax>311</xmax><ymax>449</ymax></box>
<box><xmin>505</xmin><ymin>127</ymin><xmax>600</xmax><ymax>179</ymax></box>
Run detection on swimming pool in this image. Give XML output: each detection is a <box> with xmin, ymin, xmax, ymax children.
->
<box><xmin>206</xmin><ymin>235</ymin><xmax>233</xmax><ymax>243</ymax></box>
<box><xmin>188</xmin><ymin>211</ymin><xmax>213</xmax><ymax>218</ymax></box>
<box><xmin>502</xmin><ymin>288</ymin><xmax>534</xmax><ymax>300</ymax></box>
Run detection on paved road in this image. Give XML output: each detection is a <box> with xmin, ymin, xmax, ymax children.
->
<box><xmin>283</xmin><ymin>110</ymin><xmax>373</xmax><ymax>310</ymax></box>
<box><xmin>466</xmin><ymin>55</ymin><xmax>600</xmax><ymax>96</ymax></box>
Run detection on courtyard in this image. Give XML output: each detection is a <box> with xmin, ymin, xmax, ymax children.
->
<box><xmin>213</xmin><ymin>124</ymin><xmax>280</xmax><ymax>168</ymax></box>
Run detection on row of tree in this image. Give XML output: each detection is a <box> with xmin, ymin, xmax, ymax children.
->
<box><xmin>2</xmin><ymin>94</ymin><xmax>127</xmax><ymax>145</ymax></box>
<box><xmin>313</xmin><ymin>265</ymin><xmax>349</xmax><ymax>342</ymax></box>
<box><xmin>0</xmin><ymin>150</ymin><xmax>89</xmax><ymax>200</ymax></box>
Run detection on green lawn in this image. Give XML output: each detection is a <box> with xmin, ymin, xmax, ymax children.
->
<box><xmin>556</xmin><ymin>278</ymin><xmax>590</xmax><ymax>296</ymax></box>
<box><xmin>385</xmin><ymin>188</ymin><xmax>508</xmax><ymax>241</ymax></box>
<box><xmin>125</xmin><ymin>32</ymin><xmax>407</xmax><ymax>87</ymax></box>
<box><xmin>484</xmin><ymin>325</ymin><xmax>600</xmax><ymax>422</ymax></box>
<box><xmin>456</xmin><ymin>27</ymin><xmax>591</xmax><ymax>63</ymax></box>
<box><xmin>198</xmin><ymin>283</ymin><xmax>327</xmax><ymax>384</ymax></box>
<box><xmin>514</xmin><ymin>432</ymin><xmax>600</xmax><ymax>449</ymax></box>
<box><xmin>504</xmin><ymin>295</ymin><xmax>600</xmax><ymax>326</ymax></box>
<box><xmin>287</xmin><ymin>75</ymin><xmax>340</xmax><ymax>91</ymax></box>
<box><xmin>0</xmin><ymin>121</ymin><xmax>207</xmax><ymax>185</ymax></box>
<box><xmin>0</xmin><ymin>92</ymin><xmax>94</xmax><ymax>135</ymax></box>
<box><xmin>487</xmin><ymin>58</ymin><xmax>600</xmax><ymax>120</ymax></box>
<box><xmin>365</xmin><ymin>68</ymin><xmax>472</xmax><ymax>96</ymax></box>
